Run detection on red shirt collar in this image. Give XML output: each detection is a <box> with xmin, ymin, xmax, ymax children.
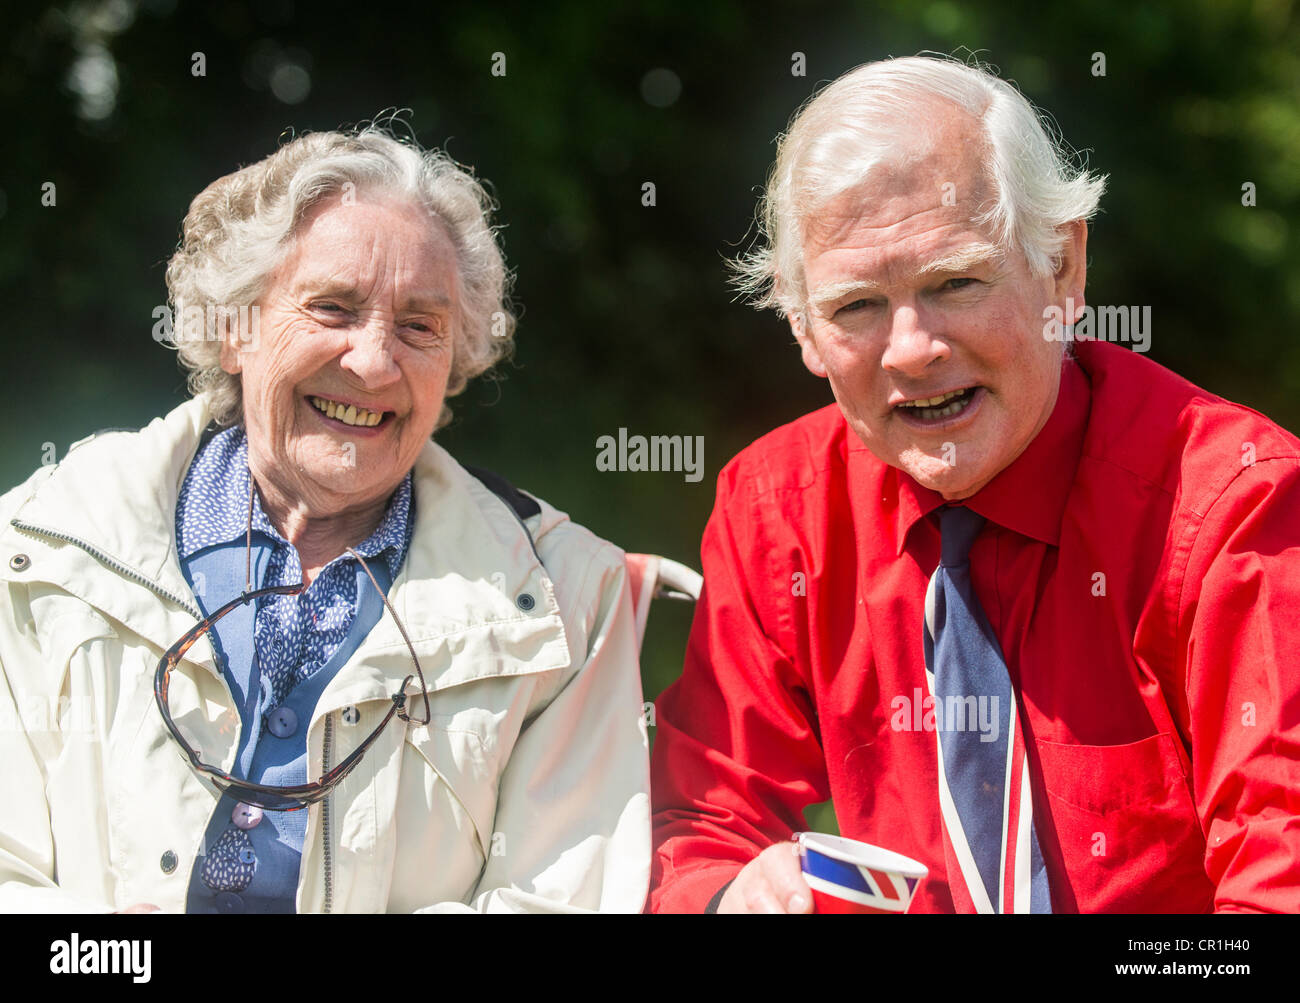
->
<box><xmin>853</xmin><ymin>356</ymin><xmax>1091</xmax><ymax>555</ymax></box>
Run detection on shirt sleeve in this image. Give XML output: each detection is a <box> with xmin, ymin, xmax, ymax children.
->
<box><xmin>416</xmin><ymin>541</ymin><xmax>651</xmax><ymax>914</ymax></box>
<box><xmin>648</xmin><ymin>461</ymin><xmax>830</xmax><ymax>912</ymax></box>
<box><xmin>1180</xmin><ymin>454</ymin><xmax>1300</xmax><ymax>912</ymax></box>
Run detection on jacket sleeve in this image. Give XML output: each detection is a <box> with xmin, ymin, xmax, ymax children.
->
<box><xmin>0</xmin><ymin>466</ymin><xmax>117</xmax><ymax>913</ymax></box>
<box><xmin>0</xmin><ymin>586</ymin><xmax>115</xmax><ymax>913</ymax></box>
<box><xmin>1181</xmin><ymin>455</ymin><xmax>1300</xmax><ymax>912</ymax></box>
<box><xmin>648</xmin><ymin>461</ymin><xmax>829</xmax><ymax>913</ymax></box>
<box><xmin>416</xmin><ymin>538</ymin><xmax>651</xmax><ymax>913</ymax></box>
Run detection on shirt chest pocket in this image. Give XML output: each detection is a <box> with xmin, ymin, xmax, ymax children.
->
<box><xmin>1035</xmin><ymin>733</ymin><xmax>1212</xmax><ymax>912</ymax></box>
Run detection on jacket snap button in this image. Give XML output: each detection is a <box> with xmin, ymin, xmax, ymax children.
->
<box><xmin>516</xmin><ymin>592</ymin><xmax>536</xmax><ymax>611</ymax></box>
<box><xmin>9</xmin><ymin>554</ymin><xmax>30</xmax><ymax>571</ymax></box>
<box><xmin>160</xmin><ymin>850</ymin><xmax>178</xmax><ymax>874</ymax></box>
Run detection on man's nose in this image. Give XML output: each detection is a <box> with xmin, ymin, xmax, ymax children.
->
<box><xmin>880</xmin><ymin>304</ymin><xmax>949</xmax><ymax>377</ymax></box>
<box><xmin>341</xmin><ymin>315</ymin><xmax>401</xmax><ymax>387</ymax></box>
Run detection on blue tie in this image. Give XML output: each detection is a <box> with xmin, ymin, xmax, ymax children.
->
<box><xmin>923</xmin><ymin>505</ymin><xmax>1051</xmax><ymax>913</ymax></box>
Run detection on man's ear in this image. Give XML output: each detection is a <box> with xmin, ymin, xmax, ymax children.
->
<box><xmin>1053</xmin><ymin>220</ymin><xmax>1089</xmax><ymax>324</ymax></box>
<box><xmin>790</xmin><ymin>310</ymin><xmax>828</xmax><ymax>378</ymax></box>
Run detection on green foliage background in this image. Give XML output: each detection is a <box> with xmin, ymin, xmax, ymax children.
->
<box><xmin>2</xmin><ymin>0</ymin><xmax>1297</xmax><ymax>831</ymax></box>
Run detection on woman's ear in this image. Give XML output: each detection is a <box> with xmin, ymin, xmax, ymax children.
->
<box><xmin>218</xmin><ymin>310</ymin><xmax>246</xmax><ymax>375</ymax></box>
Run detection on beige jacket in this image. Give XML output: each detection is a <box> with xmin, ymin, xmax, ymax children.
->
<box><xmin>0</xmin><ymin>397</ymin><xmax>651</xmax><ymax>912</ymax></box>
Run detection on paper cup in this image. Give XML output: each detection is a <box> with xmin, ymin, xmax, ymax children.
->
<box><xmin>796</xmin><ymin>832</ymin><xmax>928</xmax><ymax>914</ymax></box>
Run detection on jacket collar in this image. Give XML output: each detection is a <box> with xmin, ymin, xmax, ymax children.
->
<box><xmin>3</xmin><ymin>396</ymin><xmax>571</xmax><ymax>696</ymax></box>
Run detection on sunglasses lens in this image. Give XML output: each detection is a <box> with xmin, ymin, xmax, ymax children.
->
<box><xmin>249</xmin><ymin>789</ymin><xmax>311</xmax><ymax>812</ymax></box>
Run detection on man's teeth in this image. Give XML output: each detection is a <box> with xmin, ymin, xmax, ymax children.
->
<box><xmin>898</xmin><ymin>387</ymin><xmax>974</xmax><ymax>418</ymax></box>
<box><xmin>310</xmin><ymin>396</ymin><xmax>383</xmax><ymax>427</ymax></box>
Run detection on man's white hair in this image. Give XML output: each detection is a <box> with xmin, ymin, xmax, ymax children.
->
<box><xmin>732</xmin><ymin>54</ymin><xmax>1106</xmax><ymax>318</ymax></box>
<box><xmin>163</xmin><ymin>122</ymin><xmax>515</xmax><ymax>430</ymax></box>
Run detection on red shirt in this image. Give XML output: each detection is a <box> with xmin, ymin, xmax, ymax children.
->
<box><xmin>649</xmin><ymin>340</ymin><xmax>1300</xmax><ymax>913</ymax></box>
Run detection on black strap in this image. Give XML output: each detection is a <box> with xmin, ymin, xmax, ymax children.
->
<box><xmin>704</xmin><ymin>878</ymin><xmax>734</xmax><ymax>914</ymax></box>
<box><xmin>464</xmin><ymin>464</ymin><xmax>545</xmax><ymax>569</ymax></box>
<box><xmin>464</xmin><ymin>464</ymin><xmax>541</xmax><ymax>520</ymax></box>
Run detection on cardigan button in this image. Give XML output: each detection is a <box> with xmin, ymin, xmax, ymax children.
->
<box><xmin>160</xmin><ymin>850</ymin><xmax>178</xmax><ymax>874</ymax></box>
<box><xmin>9</xmin><ymin>554</ymin><xmax>30</xmax><ymax>571</ymax></box>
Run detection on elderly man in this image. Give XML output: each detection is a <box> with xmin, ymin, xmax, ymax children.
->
<box><xmin>0</xmin><ymin>126</ymin><xmax>649</xmax><ymax>912</ymax></box>
<box><xmin>649</xmin><ymin>56</ymin><xmax>1300</xmax><ymax>913</ymax></box>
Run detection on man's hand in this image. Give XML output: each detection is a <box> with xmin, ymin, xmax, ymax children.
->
<box><xmin>717</xmin><ymin>842</ymin><xmax>814</xmax><ymax>914</ymax></box>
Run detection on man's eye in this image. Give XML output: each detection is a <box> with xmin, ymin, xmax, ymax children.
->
<box><xmin>836</xmin><ymin>298</ymin><xmax>875</xmax><ymax>315</ymax></box>
<box><xmin>943</xmin><ymin>277</ymin><xmax>978</xmax><ymax>291</ymax></box>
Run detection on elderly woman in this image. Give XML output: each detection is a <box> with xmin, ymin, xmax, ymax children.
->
<box><xmin>0</xmin><ymin>127</ymin><xmax>649</xmax><ymax>913</ymax></box>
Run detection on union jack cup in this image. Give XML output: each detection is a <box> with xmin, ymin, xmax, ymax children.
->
<box><xmin>795</xmin><ymin>832</ymin><xmax>928</xmax><ymax>914</ymax></box>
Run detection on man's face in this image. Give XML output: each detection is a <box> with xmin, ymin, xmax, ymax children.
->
<box><xmin>795</xmin><ymin>104</ymin><xmax>1085</xmax><ymax>500</ymax></box>
<box><xmin>221</xmin><ymin>192</ymin><xmax>458</xmax><ymax>517</ymax></box>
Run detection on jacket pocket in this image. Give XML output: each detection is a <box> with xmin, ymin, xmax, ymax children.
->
<box><xmin>404</xmin><ymin>718</ymin><xmax>497</xmax><ymax>859</ymax></box>
<box><xmin>1036</xmin><ymin>733</ymin><xmax>1212</xmax><ymax>912</ymax></box>
<box><xmin>378</xmin><ymin>717</ymin><xmax>498</xmax><ymax>911</ymax></box>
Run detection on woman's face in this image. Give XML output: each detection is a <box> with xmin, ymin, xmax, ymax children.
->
<box><xmin>221</xmin><ymin>192</ymin><xmax>459</xmax><ymax>519</ymax></box>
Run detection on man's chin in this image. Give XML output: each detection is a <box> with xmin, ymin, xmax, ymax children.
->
<box><xmin>896</xmin><ymin>452</ymin><xmax>991</xmax><ymax>501</ymax></box>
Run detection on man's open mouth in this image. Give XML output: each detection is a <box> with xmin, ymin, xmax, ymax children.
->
<box><xmin>894</xmin><ymin>386</ymin><xmax>981</xmax><ymax>423</ymax></box>
<box><xmin>308</xmin><ymin>395</ymin><xmax>389</xmax><ymax>428</ymax></box>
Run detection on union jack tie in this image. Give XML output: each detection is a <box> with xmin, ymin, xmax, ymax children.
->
<box><xmin>923</xmin><ymin>505</ymin><xmax>1051</xmax><ymax>913</ymax></box>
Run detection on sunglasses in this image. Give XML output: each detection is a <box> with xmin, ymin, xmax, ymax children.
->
<box><xmin>153</xmin><ymin>547</ymin><xmax>430</xmax><ymax>811</ymax></box>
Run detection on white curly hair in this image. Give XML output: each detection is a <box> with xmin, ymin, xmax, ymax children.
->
<box><xmin>163</xmin><ymin>122</ymin><xmax>515</xmax><ymax>430</ymax></box>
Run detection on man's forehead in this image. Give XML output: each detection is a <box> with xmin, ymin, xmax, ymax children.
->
<box><xmin>801</xmin><ymin>100</ymin><xmax>991</xmax><ymax>243</ymax></box>
<box><xmin>801</xmin><ymin>178</ymin><xmax>998</xmax><ymax>280</ymax></box>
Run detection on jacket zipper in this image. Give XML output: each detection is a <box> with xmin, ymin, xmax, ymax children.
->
<box><xmin>10</xmin><ymin>520</ymin><xmax>202</xmax><ymax>619</ymax></box>
<box><xmin>322</xmin><ymin>711</ymin><xmax>334</xmax><ymax>914</ymax></box>
<box><xmin>16</xmin><ymin>517</ymin><xmax>347</xmax><ymax>912</ymax></box>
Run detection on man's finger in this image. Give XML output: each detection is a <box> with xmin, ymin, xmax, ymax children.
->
<box><xmin>759</xmin><ymin>842</ymin><xmax>813</xmax><ymax>913</ymax></box>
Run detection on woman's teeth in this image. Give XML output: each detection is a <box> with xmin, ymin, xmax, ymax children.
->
<box><xmin>310</xmin><ymin>396</ymin><xmax>383</xmax><ymax>427</ymax></box>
